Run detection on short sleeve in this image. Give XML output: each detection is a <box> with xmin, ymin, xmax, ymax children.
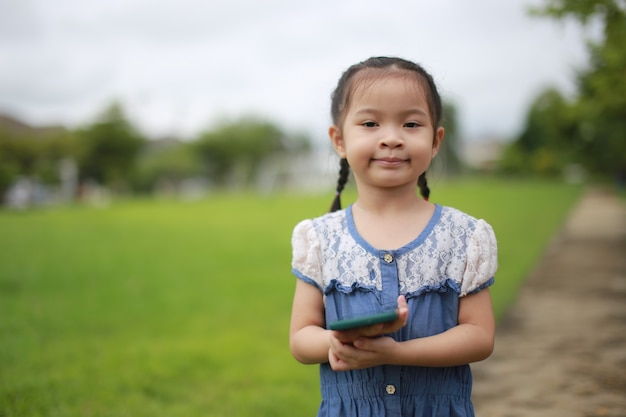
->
<box><xmin>291</xmin><ymin>219</ymin><xmax>324</xmax><ymax>291</ymax></box>
<box><xmin>460</xmin><ymin>219</ymin><xmax>498</xmax><ymax>296</ymax></box>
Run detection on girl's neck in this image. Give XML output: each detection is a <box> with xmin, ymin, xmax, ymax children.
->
<box><xmin>351</xmin><ymin>186</ymin><xmax>435</xmax><ymax>250</ymax></box>
<box><xmin>353</xmin><ymin>185</ymin><xmax>429</xmax><ymax>216</ymax></box>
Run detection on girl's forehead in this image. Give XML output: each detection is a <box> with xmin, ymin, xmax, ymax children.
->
<box><xmin>350</xmin><ymin>72</ymin><xmax>428</xmax><ymax>106</ymax></box>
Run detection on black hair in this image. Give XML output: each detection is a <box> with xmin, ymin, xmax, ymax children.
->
<box><xmin>329</xmin><ymin>158</ymin><xmax>350</xmax><ymax>212</ymax></box>
<box><xmin>328</xmin><ymin>56</ymin><xmax>443</xmax><ymax>212</ymax></box>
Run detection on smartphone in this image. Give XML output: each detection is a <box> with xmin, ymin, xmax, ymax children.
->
<box><xmin>328</xmin><ymin>310</ymin><xmax>398</xmax><ymax>331</ymax></box>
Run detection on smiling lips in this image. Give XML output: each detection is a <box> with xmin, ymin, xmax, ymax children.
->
<box><xmin>373</xmin><ymin>157</ymin><xmax>407</xmax><ymax>165</ymax></box>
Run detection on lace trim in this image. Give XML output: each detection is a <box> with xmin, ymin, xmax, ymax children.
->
<box><xmin>291</xmin><ymin>206</ymin><xmax>497</xmax><ymax>297</ymax></box>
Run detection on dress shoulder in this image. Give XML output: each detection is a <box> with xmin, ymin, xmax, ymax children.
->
<box><xmin>291</xmin><ymin>218</ymin><xmax>323</xmax><ymax>290</ymax></box>
<box><xmin>445</xmin><ymin>208</ymin><xmax>498</xmax><ymax>296</ymax></box>
<box><xmin>291</xmin><ymin>210</ymin><xmax>348</xmax><ymax>291</ymax></box>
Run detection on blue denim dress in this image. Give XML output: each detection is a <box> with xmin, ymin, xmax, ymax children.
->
<box><xmin>291</xmin><ymin>204</ymin><xmax>498</xmax><ymax>417</ymax></box>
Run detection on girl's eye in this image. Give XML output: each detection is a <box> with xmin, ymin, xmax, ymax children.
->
<box><xmin>404</xmin><ymin>122</ymin><xmax>421</xmax><ymax>128</ymax></box>
<box><xmin>362</xmin><ymin>121</ymin><xmax>378</xmax><ymax>128</ymax></box>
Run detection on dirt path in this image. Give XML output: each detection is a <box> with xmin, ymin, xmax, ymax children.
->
<box><xmin>472</xmin><ymin>188</ymin><xmax>626</xmax><ymax>417</ymax></box>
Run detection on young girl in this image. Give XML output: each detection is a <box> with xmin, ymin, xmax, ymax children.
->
<box><xmin>289</xmin><ymin>56</ymin><xmax>498</xmax><ymax>417</ymax></box>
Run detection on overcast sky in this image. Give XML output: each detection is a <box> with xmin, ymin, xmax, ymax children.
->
<box><xmin>0</xmin><ymin>0</ymin><xmax>597</xmax><ymax>143</ymax></box>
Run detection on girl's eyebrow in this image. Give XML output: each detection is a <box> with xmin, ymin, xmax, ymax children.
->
<box><xmin>353</xmin><ymin>108</ymin><xmax>429</xmax><ymax>118</ymax></box>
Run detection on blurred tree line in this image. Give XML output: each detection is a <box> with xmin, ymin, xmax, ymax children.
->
<box><xmin>0</xmin><ymin>99</ymin><xmax>464</xmax><ymax>205</ymax></box>
<box><xmin>500</xmin><ymin>0</ymin><xmax>626</xmax><ymax>180</ymax></box>
<box><xmin>0</xmin><ymin>103</ymin><xmax>311</xmax><ymax>202</ymax></box>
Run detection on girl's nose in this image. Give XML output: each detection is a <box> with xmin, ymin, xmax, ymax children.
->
<box><xmin>380</xmin><ymin>129</ymin><xmax>404</xmax><ymax>148</ymax></box>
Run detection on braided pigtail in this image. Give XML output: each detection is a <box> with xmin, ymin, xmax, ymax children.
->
<box><xmin>418</xmin><ymin>172</ymin><xmax>430</xmax><ymax>201</ymax></box>
<box><xmin>329</xmin><ymin>158</ymin><xmax>350</xmax><ymax>212</ymax></box>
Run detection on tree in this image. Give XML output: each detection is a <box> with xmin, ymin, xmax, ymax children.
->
<box><xmin>76</xmin><ymin>103</ymin><xmax>145</xmax><ymax>191</ymax></box>
<box><xmin>499</xmin><ymin>87</ymin><xmax>589</xmax><ymax>176</ymax></box>
<box><xmin>439</xmin><ymin>101</ymin><xmax>463</xmax><ymax>175</ymax></box>
<box><xmin>533</xmin><ymin>0</ymin><xmax>626</xmax><ymax>178</ymax></box>
<box><xmin>135</xmin><ymin>139</ymin><xmax>203</xmax><ymax>193</ymax></box>
<box><xmin>194</xmin><ymin>117</ymin><xmax>289</xmax><ymax>187</ymax></box>
<box><xmin>0</xmin><ymin>115</ymin><xmax>77</xmax><ymax>198</ymax></box>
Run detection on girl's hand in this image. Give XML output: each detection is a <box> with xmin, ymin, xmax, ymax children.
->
<box><xmin>329</xmin><ymin>333</ymin><xmax>397</xmax><ymax>370</ymax></box>
<box><xmin>332</xmin><ymin>295</ymin><xmax>409</xmax><ymax>344</ymax></box>
<box><xmin>328</xmin><ymin>295</ymin><xmax>409</xmax><ymax>370</ymax></box>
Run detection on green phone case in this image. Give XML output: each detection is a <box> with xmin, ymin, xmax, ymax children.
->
<box><xmin>328</xmin><ymin>310</ymin><xmax>398</xmax><ymax>331</ymax></box>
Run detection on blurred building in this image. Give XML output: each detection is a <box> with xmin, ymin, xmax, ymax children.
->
<box><xmin>460</xmin><ymin>137</ymin><xmax>507</xmax><ymax>171</ymax></box>
<box><xmin>0</xmin><ymin>114</ymin><xmax>65</xmax><ymax>138</ymax></box>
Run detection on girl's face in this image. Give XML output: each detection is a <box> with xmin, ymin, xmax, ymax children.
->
<box><xmin>329</xmin><ymin>73</ymin><xmax>444</xmax><ymax>194</ymax></box>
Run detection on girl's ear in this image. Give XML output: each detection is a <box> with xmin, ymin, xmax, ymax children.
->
<box><xmin>329</xmin><ymin>125</ymin><xmax>346</xmax><ymax>158</ymax></box>
<box><xmin>431</xmin><ymin>127</ymin><xmax>445</xmax><ymax>158</ymax></box>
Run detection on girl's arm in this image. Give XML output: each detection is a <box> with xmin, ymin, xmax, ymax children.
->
<box><xmin>290</xmin><ymin>281</ymin><xmax>411</xmax><ymax>365</ymax></box>
<box><xmin>289</xmin><ymin>279</ymin><xmax>331</xmax><ymax>364</ymax></box>
<box><xmin>329</xmin><ymin>289</ymin><xmax>495</xmax><ymax>371</ymax></box>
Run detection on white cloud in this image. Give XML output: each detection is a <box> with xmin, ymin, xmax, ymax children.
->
<box><xmin>0</xmin><ymin>0</ymin><xmax>593</xmax><ymax>141</ymax></box>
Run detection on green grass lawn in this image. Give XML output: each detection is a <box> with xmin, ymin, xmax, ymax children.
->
<box><xmin>0</xmin><ymin>178</ymin><xmax>582</xmax><ymax>416</ymax></box>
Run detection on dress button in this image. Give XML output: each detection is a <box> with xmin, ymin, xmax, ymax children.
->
<box><xmin>385</xmin><ymin>384</ymin><xmax>396</xmax><ymax>395</ymax></box>
<box><xmin>383</xmin><ymin>253</ymin><xmax>394</xmax><ymax>263</ymax></box>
